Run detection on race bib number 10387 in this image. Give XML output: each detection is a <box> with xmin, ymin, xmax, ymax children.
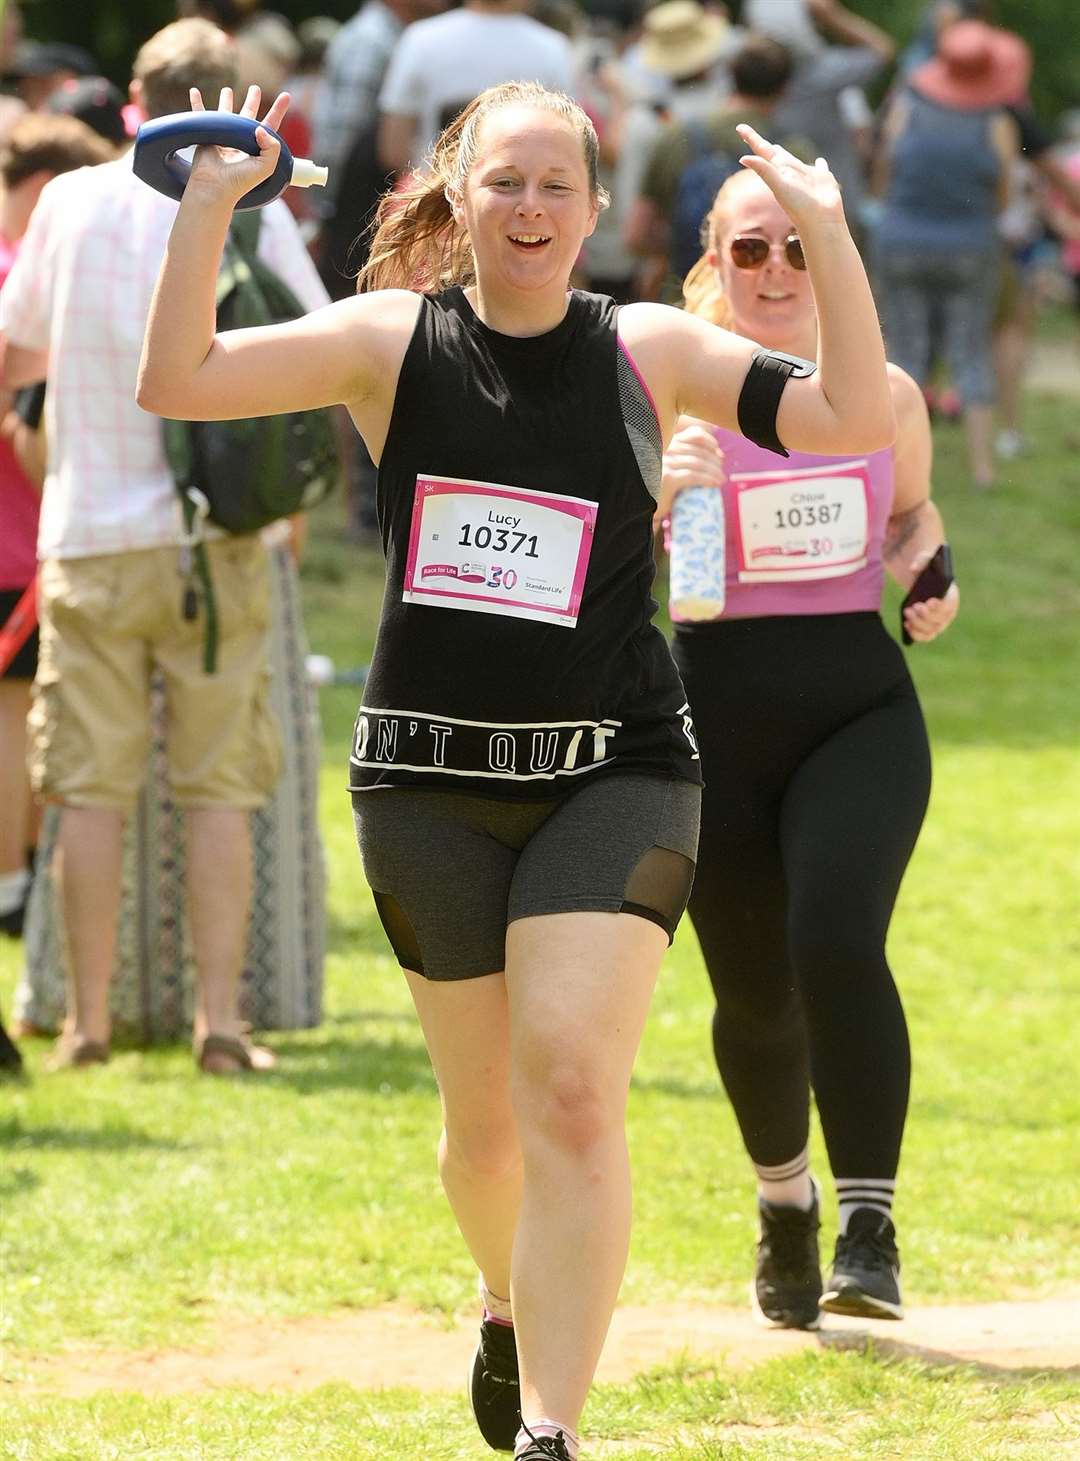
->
<box><xmin>733</xmin><ymin>460</ymin><xmax>871</xmax><ymax>584</ymax></box>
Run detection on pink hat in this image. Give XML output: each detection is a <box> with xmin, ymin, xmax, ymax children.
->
<box><xmin>910</xmin><ymin>20</ymin><xmax>1031</xmax><ymax>111</ymax></box>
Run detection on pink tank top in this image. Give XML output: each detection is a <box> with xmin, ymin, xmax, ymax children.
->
<box><xmin>682</xmin><ymin>428</ymin><xmax>894</xmax><ymax>621</ymax></box>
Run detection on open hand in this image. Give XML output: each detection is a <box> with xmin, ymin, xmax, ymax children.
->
<box><xmin>186</xmin><ymin>84</ymin><xmax>291</xmax><ymax>207</ymax></box>
<box><xmin>736</xmin><ymin>123</ymin><xmax>844</xmax><ymax>228</ymax></box>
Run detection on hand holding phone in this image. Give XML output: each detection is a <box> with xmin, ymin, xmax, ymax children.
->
<box><xmin>901</xmin><ymin>543</ymin><xmax>954</xmax><ymax>645</ymax></box>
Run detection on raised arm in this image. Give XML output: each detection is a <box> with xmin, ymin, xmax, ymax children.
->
<box><xmin>622</xmin><ymin>128</ymin><xmax>896</xmax><ymax>458</ymax></box>
<box><xmin>137</xmin><ymin>86</ymin><xmax>416</xmax><ymax>424</ymax></box>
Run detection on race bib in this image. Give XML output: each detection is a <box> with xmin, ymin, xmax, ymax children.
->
<box><xmin>402</xmin><ymin>475</ymin><xmax>598</xmax><ymax>627</ymax></box>
<box><xmin>732</xmin><ymin>460</ymin><xmax>870</xmax><ymax>584</ymax></box>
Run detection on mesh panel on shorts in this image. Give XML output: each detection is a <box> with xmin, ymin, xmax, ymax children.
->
<box><xmin>621</xmin><ymin>845</ymin><xmax>695</xmax><ymax>940</ymax></box>
<box><xmin>618</xmin><ymin>344</ymin><xmax>662</xmax><ymax>503</ymax></box>
<box><xmin>372</xmin><ymin>890</ymin><xmax>425</xmax><ymax>975</ymax></box>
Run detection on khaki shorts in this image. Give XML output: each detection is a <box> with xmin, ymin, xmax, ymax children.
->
<box><xmin>30</xmin><ymin>539</ymin><xmax>281</xmax><ymax>810</ymax></box>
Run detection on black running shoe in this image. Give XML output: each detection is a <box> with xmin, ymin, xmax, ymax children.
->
<box><xmin>820</xmin><ymin>1208</ymin><xmax>903</xmax><ymax>1320</ymax></box>
<box><xmin>469</xmin><ymin>1317</ymin><xmax>520</xmax><ymax>1452</ymax></box>
<box><xmin>516</xmin><ymin>1422</ymin><xmax>573</xmax><ymax>1460</ymax></box>
<box><xmin>752</xmin><ymin>1184</ymin><xmax>823</xmax><ymax>1330</ymax></box>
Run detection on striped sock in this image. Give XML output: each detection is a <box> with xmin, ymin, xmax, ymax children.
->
<box><xmin>516</xmin><ymin>1419</ymin><xmax>580</xmax><ymax>1459</ymax></box>
<box><xmin>835</xmin><ymin>1178</ymin><xmax>896</xmax><ymax>1233</ymax></box>
<box><xmin>754</xmin><ymin>1149</ymin><xmax>814</xmax><ymax>1210</ymax></box>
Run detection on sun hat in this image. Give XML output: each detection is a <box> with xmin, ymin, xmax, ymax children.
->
<box><xmin>909</xmin><ymin>20</ymin><xmax>1031</xmax><ymax>111</ymax></box>
<box><xmin>640</xmin><ymin>0</ymin><xmax>729</xmax><ymax>82</ymax></box>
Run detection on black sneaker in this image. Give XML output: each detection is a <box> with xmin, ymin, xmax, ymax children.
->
<box><xmin>516</xmin><ymin>1422</ymin><xmax>573</xmax><ymax>1460</ymax></box>
<box><xmin>751</xmin><ymin>1183</ymin><xmax>823</xmax><ymax>1330</ymax></box>
<box><xmin>469</xmin><ymin>1317</ymin><xmax>520</xmax><ymax>1452</ymax></box>
<box><xmin>820</xmin><ymin>1208</ymin><xmax>903</xmax><ymax>1320</ymax></box>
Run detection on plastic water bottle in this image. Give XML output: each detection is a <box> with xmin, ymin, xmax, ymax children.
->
<box><xmin>669</xmin><ymin>487</ymin><xmax>726</xmax><ymax>621</ymax></box>
<box><xmin>133</xmin><ymin>111</ymin><xmax>328</xmax><ymax>211</ymax></box>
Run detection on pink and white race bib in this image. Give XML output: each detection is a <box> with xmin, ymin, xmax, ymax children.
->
<box><xmin>402</xmin><ymin>475</ymin><xmax>598</xmax><ymax>627</ymax></box>
<box><xmin>733</xmin><ymin>460</ymin><xmax>870</xmax><ymax>585</ymax></box>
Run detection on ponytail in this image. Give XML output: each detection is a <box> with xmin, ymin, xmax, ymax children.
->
<box><xmin>358</xmin><ymin>81</ymin><xmax>607</xmax><ymax>294</ymax></box>
<box><xmin>681</xmin><ymin>252</ymin><xmax>732</xmax><ymax>328</ymax></box>
<box><xmin>358</xmin><ymin>172</ymin><xmax>474</xmax><ymax>294</ymax></box>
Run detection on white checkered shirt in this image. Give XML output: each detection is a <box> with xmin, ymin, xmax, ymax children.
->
<box><xmin>0</xmin><ymin>151</ymin><xmax>330</xmax><ymax>561</ymax></box>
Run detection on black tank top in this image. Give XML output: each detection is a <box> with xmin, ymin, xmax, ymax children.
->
<box><xmin>349</xmin><ymin>286</ymin><xmax>701</xmax><ymax>799</ymax></box>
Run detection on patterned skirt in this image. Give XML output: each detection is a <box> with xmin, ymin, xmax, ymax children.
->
<box><xmin>14</xmin><ymin>544</ymin><xmax>325</xmax><ymax>1038</ymax></box>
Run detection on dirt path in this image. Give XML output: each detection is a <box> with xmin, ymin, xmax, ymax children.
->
<box><xmin>10</xmin><ymin>1294</ymin><xmax>1080</xmax><ymax>1398</ymax></box>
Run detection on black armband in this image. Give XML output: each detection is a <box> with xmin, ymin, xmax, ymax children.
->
<box><xmin>736</xmin><ymin>349</ymin><xmax>817</xmax><ymax>457</ymax></box>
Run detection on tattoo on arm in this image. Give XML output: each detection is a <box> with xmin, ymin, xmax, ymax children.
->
<box><xmin>883</xmin><ymin>503</ymin><xmax>924</xmax><ymax>563</ymax></box>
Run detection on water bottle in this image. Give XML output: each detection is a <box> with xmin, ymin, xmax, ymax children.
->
<box><xmin>133</xmin><ymin>111</ymin><xmax>328</xmax><ymax>211</ymax></box>
<box><xmin>669</xmin><ymin>486</ymin><xmax>726</xmax><ymax>621</ymax></box>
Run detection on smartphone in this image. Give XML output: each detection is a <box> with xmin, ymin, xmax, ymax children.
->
<box><xmin>901</xmin><ymin>543</ymin><xmax>954</xmax><ymax>645</ymax></box>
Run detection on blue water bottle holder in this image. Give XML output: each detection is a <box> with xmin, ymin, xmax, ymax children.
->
<box><xmin>132</xmin><ymin>111</ymin><xmax>328</xmax><ymax>210</ymax></box>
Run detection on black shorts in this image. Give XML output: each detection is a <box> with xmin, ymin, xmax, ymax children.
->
<box><xmin>0</xmin><ymin>586</ymin><xmax>38</xmax><ymax>680</ymax></box>
<box><xmin>353</xmin><ymin>773</ymin><xmax>701</xmax><ymax>981</ymax></box>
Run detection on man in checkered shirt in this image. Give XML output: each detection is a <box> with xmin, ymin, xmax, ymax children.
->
<box><xmin>0</xmin><ymin>18</ymin><xmax>330</xmax><ymax>1074</ymax></box>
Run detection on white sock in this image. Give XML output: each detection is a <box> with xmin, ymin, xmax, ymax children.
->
<box><xmin>755</xmin><ymin>1149</ymin><xmax>814</xmax><ymax>1210</ymax></box>
<box><xmin>516</xmin><ymin>1419</ymin><xmax>580</xmax><ymax>1459</ymax></box>
<box><xmin>0</xmin><ymin>868</ymin><xmax>30</xmax><ymax>916</ymax></box>
<box><xmin>479</xmin><ymin>1273</ymin><xmax>513</xmax><ymax>1326</ymax></box>
<box><xmin>836</xmin><ymin>1178</ymin><xmax>895</xmax><ymax>1232</ymax></box>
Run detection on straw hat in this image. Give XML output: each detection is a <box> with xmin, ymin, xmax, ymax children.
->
<box><xmin>640</xmin><ymin>1</ymin><xmax>729</xmax><ymax>82</ymax></box>
<box><xmin>910</xmin><ymin>20</ymin><xmax>1031</xmax><ymax>111</ymax></box>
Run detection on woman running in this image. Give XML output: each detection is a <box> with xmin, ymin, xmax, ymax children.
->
<box><xmin>138</xmin><ymin>82</ymin><xmax>894</xmax><ymax>1458</ymax></box>
<box><xmin>661</xmin><ymin>168</ymin><xmax>958</xmax><ymax>1331</ymax></box>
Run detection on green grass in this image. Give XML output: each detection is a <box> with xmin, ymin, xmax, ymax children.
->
<box><xmin>1</xmin><ymin>1356</ymin><xmax>1078</xmax><ymax>1459</ymax></box>
<box><xmin>1</xmin><ymin>384</ymin><xmax>1078</xmax><ymax>1457</ymax></box>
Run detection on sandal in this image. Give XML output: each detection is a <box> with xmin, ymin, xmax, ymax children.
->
<box><xmin>46</xmin><ymin>1033</ymin><xmax>110</xmax><ymax>1070</ymax></box>
<box><xmin>195</xmin><ymin>1031</ymin><xmax>276</xmax><ymax>1075</ymax></box>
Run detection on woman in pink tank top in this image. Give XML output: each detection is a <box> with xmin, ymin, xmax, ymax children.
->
<box><xmin>662</xmin><ymin>170</ymin><xmax>957</xmax><ymax>1329</ymax></box>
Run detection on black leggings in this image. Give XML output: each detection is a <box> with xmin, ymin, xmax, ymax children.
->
<box><xmin>674</xmin><ymin>612</ymin><xmax>931</xmax><ymax>1181</ymax></box>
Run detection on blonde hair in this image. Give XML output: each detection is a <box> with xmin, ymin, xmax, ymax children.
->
<box><xmin>358</xmin><ymin>82</ymin><xmax>609</xmax><ymax>294</ymax></box>
<box><xmin>681</xmin><ymin>168</ymin><xmax>769</xmax><ymax>328</ymax></box>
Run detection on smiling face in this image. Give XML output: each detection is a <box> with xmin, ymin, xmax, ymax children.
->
<box><xmin>710</xmin><ymin>175</ymin><xmax>815</xmax><ymax>349</ymax></box>
<box><xmin>452</xmin><ymin>104</ymin><xmax>599</xmax><ymax>298</ymax></box>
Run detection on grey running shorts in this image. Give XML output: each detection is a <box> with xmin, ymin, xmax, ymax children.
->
<box><xmin>352</xmin><ymin>773</ymin><xmax>701</xmax><ymax>981</ymax></box>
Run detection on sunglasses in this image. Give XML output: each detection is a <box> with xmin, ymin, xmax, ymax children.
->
<box><xmin>729</xmin><ymin>234</ymin><xmax>806</xmax><ymax>271</ymax></box>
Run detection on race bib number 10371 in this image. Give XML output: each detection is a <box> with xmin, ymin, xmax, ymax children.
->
<box><xmin>402</xmin><ymin>475</ymin><xmax>598</xmax><ymax>628</ymax></box>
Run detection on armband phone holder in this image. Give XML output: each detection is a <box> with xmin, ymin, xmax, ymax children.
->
<box><xmin>736</xmin><ymin>348</ymin><xmax>817</xmax><ymax>458</ymax></box>
<box><xmin>132</xmin><ymin>112</ymin><xmax>328</xmax><ymax>211</ymax></box>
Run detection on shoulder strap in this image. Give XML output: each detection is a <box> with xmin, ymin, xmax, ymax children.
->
<box><xmin>228</xmin><ymin>208</ymin><xmax>262</xmax><ymax>260</ymax></box>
